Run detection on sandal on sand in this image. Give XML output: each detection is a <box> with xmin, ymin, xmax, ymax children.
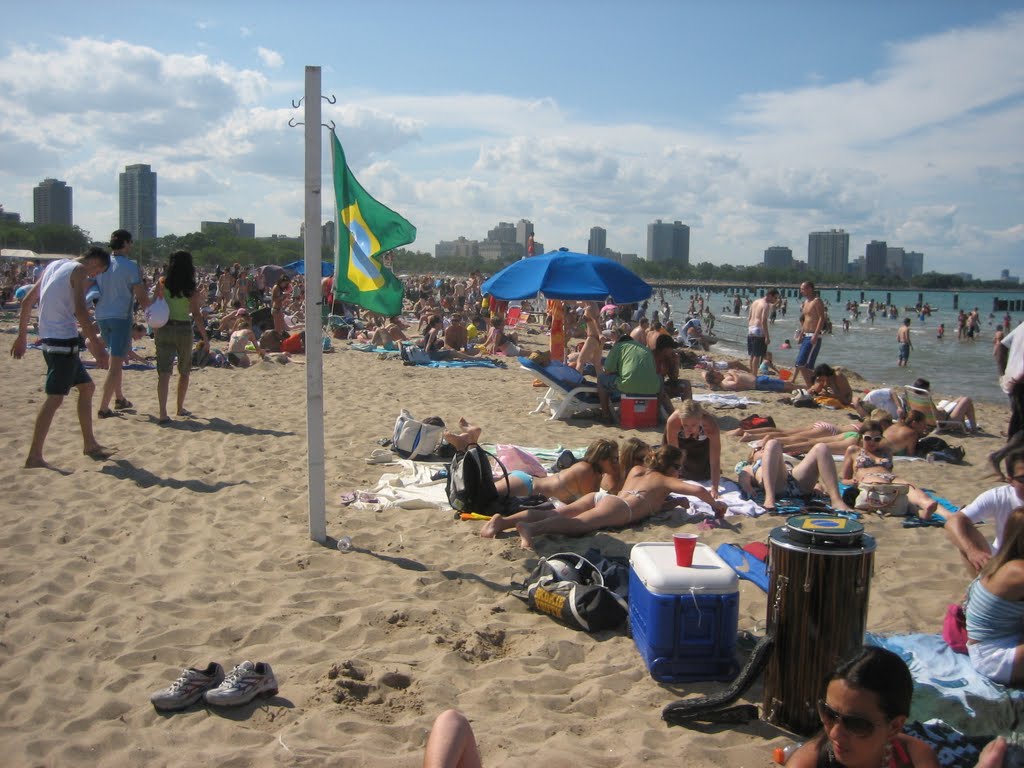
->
<box><xmin>114</xmin><ymin>398</ymin><xmax>133</xmax><ymax>410</ymax></box>
<box><xmin>97</xmin><ymin>409</ymin><xmax>118</xmax><ymax>419</ymax></box>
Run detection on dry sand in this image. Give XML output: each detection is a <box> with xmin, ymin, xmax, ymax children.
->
<box><xmin>0</xmin><ymin>320</ymin><xmax>1012</xmax><ymax>767</ymax></box>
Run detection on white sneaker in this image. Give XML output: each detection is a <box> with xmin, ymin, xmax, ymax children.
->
<box><xmin>150</xmin><ymin>663</ymin><xmax>225</xmax><ymax>711</ymax></box>
<box><xmin>204</xmin><ymin>661</ymin><xmax>279</xmax><ymax>707</ymax></box>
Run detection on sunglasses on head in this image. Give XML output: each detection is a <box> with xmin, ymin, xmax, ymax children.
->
<box><xmin>816</xmin><ymin>699</ymin><xmax>880</xmax><ymax>738</ymax></box>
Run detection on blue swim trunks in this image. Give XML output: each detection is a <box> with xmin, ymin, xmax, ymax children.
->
<box><xmin>794</xmin><ymin>333</ymin><xmax>821</xmax><ymax>369</ymax></box>
<box><xmin>508</xmin><ymin>470</ymin><xmax>534</xmax><ymax>495</ymax></box>
<box><xmin>99</xmin><ymin>318</ymin><xmax>132</xmax><ymax>357</ymax></box>
<box><xmin>755</xmin><ymin>375</ymin><xmax>786</xmax><ymax>393</ymax></box>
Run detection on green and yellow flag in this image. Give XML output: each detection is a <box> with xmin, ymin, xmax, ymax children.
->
<box><xmin>331</xmin><ymin>132</ymin><xmax>415</xmax><ymax>315</ymax></box>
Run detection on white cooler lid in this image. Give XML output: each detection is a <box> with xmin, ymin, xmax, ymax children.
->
<box><xmin>630</xmin><ymin>541</ymin><xmax>738</xmax><ymax>595</ymax></box>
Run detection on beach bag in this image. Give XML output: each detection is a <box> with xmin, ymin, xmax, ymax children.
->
<box><xmin>791</xmin><ymin>389</ymin><xmax>818</xmax><ymax>408</ymax></box>
<box><xmin>739</xmin><ymin>414</ymin><xmax>775</xmax><ymax>431</ymax></box>
<box><xmin>512</xmin><ymin>552</ymin><xmax>628</xmax><ymax>632</ymax></box>
<box><xmin>400</xmin><ymin>344</ymin><xmax>431</xmax><ymax>365</ymax></box>
<box><xmin>446</xmin><ymin>444</ymin><xmax>510</xmax><ymax>515</ymax></box>
<box><xmin>392</xmin><ymin>410</ymin><xmax>445</xmax><ymax>460</ymax></box>
<box><xmin>495</xmin><ymin>445</ymin><xmax>548</xmax><ymax>477</ymax></box>
<box><xmin>942</xmin><ymin>603</ymin><xmax>969</xmax><ymax>654</ymax></box>
<box><xmin>854</xmin><ymin>483</ymin><xmax>909</xmax><ymax>516</ymax></box>
<box><xmin>145</xmin><ymin>296</ymin><xmax>169</xmax><ymax>329</ymax></box>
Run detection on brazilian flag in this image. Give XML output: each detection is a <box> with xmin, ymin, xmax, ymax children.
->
<box><xmin>331</xmin><ymin>131</ymin><xmax>416</xmax><ymax>315</ymax></box>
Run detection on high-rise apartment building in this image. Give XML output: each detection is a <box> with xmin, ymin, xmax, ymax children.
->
<box><xmin>646</xmin><ymin>219</ymin><xmax>690</xmax><ymax>264</ymax></box>
<box><xmin>587</xmin><ymin>226</ymin><xmax>607</xmax><ymax>257</ymax></box>
<box><xmin>864</xmin><ymin>240</ymin><xmax>888</xmax><ymax>276</ymax></box>
<box><xmin>33</xmin><ymin>178</ymin><xmax>73</xmax><ymax>226</ymax></box>
<box><xmin>516</xmin><ymin>219</ymin><xmax>534</xmax><ymax>257</ymax></box>
<box><xmin>119</xmin><ymin>164</ymin><xmax>157</xmax><ymax>241</ymax></box>
<box><xmin>902</xmin><ymin>251</ymin><xmax>924</xmax><ymax>278</ymax></box>
<box><xmin>807</xmin><ymin>229</ymin><xmax>849</xmax><ymax>275</ymax></box>
<box><xmin>764</xmin><ymin>246</ymin><xmax>793</xmax><ymax>270</ymax></box>
<box><xmin>201</xmin><ymin>218</ymin><xmax>255</xmax><ymax>238</ymax></box>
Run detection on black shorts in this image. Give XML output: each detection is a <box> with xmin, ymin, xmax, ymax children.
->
<box><xmin>41</xmin><ymin>337</ymin><xmax>91</xmax><ymax>396</ymax></box>
<box><xmin>747</xmin><ymin>334</ymin><xmax>768</xmax><ymax>357</ymax></box>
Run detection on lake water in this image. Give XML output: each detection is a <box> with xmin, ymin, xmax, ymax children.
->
<box><xmin>662</xmin><ymin>288</ymin><xmax>1024</xmax><ymax>405</ymax></box>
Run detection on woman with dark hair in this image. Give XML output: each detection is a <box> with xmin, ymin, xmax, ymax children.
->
<box><xmin>481</xmin><ymin>444</ymin><xmax>727</xmax><ymax>547</ymax></box>
<box><xmin>965</xmin><ymin>506</ymin><xmax>1024</xmax><ymax>686</ymax></box>
<box><xmin>883</xmin><ymin>410</ymin><xmax>931</xmax><ymax>457</ymax></box>
<box><xmin>152</xmin><ymin>250</ymin><xmax>208</xmax><ymax>424</ymax></box>
<box><xmin>788</xmin><ymin>646</ymin><xmax>939</xmax><ymax>767</ymax></box>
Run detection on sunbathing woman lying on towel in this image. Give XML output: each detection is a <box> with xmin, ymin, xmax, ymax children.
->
<box><xmin>492</xmin><ymin>438</ymin><xmax>621</xmax><ymax>503</ymax></box>
<box><xmin>480</xmin><ymin>445</ymin><xmax>727</xmax><ymax>549</ymax></box>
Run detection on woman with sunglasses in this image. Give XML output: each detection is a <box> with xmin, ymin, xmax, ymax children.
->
<box><xmin>787</xmin><ymin>646</ymin><xmax>939</xmax><ymax>767</ymax></box>
<box><xmin>840</xmin><ymin>420</ymin><xmax>938</xmax><ymax>520</ymax></box>
<box><xmin>964</xmin><ymin>506</ymin><xmax>1024</xmax><ymax>686</ymax></box>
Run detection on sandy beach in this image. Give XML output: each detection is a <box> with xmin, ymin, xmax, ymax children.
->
<box><xmin>0</xmin><ymin>319</ymin><xmax>1013</xmax><ymax>767</ymax></box>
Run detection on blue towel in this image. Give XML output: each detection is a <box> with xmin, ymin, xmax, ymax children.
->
<box><xmin>715</xmin><ymin>543</ymin><xmax>769</xmax><ymax>593</ymax></box>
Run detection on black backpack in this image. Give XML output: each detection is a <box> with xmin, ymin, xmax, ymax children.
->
<box><xmin>446</xmin><ymin>444</ymin><xmax>510</xmax><ymax>515</ymax></box>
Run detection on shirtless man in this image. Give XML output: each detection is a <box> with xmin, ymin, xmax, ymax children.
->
<box><xmin>897</xmin><ymin>318</ymin><xmax>913</xmax><ymax>367</ymax></box>
<box><xmin>795</xmin><ymin>281</ymin><xmax>826</xmax><ymax>386</ymax></box>
<box><xmin>444</xmin><ymin>313</ymin><xmax>469</xmax><ymax>352</ymax></box>
<box><xmin>747</xmin><ymin>288</ymin><xmax>779</xmax><ymax>374</ymax></box>
<box><xmin>703</xmin><ymin>368</ymin><xmax>801</xmax><ymax>394</ymax></box>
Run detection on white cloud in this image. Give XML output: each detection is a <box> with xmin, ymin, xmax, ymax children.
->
<box><xmin>257</xmin><ymin>46</ymin><xmax>283</xmax><ymax>69</ymax></box>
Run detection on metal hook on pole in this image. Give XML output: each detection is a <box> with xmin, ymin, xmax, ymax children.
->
<box><xmin>322</xmin><ymin>94</ymin><xmax>337</xmax><ymax>104</ymax></box>
<box><xmin>288</xmin><ymin>117</ymin><xmax>304</xmax><ymax>128</ymax></box>
<box><xmin>292</xmin><ymin>97</ymin><xmax>304</xmax><ymax>108</ymax></box>
<box><xmin>322</xmin><ymin>120</ymin><xmax>336</xmax><ymax>131</ymax></box>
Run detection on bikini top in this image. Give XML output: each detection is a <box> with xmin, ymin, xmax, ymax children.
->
<box><xmin>677</xmin><ymin>422</ymin><xmax>708</xmax><ymax>444</ymax></box>
<box><xmin>855</xmin><ymin>450</ymin><xmax>893</xmax><ymax>471</ymax></box>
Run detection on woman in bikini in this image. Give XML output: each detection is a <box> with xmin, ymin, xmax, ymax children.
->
<box><xmin>737</xmin><ymin>438</ymin><xmax>855</xmax><ymax>513</ymax></box>
<box><xmin>271</xmin><ymin>275</ymin><xmax>291</xmax><ymax>334</ymax></box>
<box><xmin>730</xmin><ymin>412</ymin><xmax>894</xmax><ymax>458</ymax></box>
<box><xmin>481</xmin><ymin>445</ymin><xmax>727</xmax><ymax>548</ymax></box>
<box><xmin>226</xmin><ymin>318</ymin><xmax>263</xmax><ymax>368</ymax></box>
<box><xmin>787</xmin><ymin>646</ymin><xmax>940</xmax><ymax>768</ymax></box>
<box><xmin>840</xmin><ymin>420</ymin><xmax>937</xmax><ymax>520</ymax></box>
<box><xmin>572</xmin><ymin>302</ymin><xmax>604</xmax><ymax>376</ymax></box>
<box><xmin>664</xmin><ymin>399</ymin><xmax>722</xmax><ymax>495</ymax></box>
<box><xmin>493</xmin><ymin>438</ymin><xmax>619</xmax><ymax>503</ymax></box>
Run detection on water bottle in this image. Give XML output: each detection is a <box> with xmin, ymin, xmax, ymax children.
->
<box><xmin>336</xmin><ymin>536</ymin><xmax>353</xmax><ymax>553</ymax></box>
<box><xmin>772</xmin><ymin>743</ymin><xmax>802</xmax><ymax>764</ymax></box>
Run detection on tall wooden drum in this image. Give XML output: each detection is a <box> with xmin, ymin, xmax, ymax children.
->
<box><xmin>763</xmin><ymin>514</ymin><xmax>876</xmax><ymax>736</ymax></box>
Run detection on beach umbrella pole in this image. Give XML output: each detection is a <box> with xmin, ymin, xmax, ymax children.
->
<box><xmin>302</xmin><ymin>66</ymin><xmax>327</xmax><ymax>543</ymax></box>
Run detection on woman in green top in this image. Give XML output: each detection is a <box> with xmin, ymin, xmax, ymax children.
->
<box><xmin>152</xmin><ymin>250</ymin><xmax>209</xmax><ymax>424</ymax></box>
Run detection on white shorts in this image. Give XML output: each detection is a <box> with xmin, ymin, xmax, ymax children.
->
<box><xmin>967</xmin><ymin>635</ymin><xmax>1020</xmax><ymax>684</ymax></box>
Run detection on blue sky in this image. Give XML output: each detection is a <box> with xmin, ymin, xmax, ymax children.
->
<box><xmin>1</xmin><ymin>1</ymin><xmax>1022</xmax><ymax>276</ymax></box>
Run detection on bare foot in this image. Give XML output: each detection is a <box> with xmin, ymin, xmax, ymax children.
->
<box><xmin>831</xmin><ymin>499</ymin><xmax>856</xmax><ymax>514</ymax></box>
<box><xmin>84</xmin><ymin>445</ymin><xmax>116</xmax><ymax>460</ymax></box>
<box><xmin>516</xmin><ymin>522</ymin><xmax>536</xmax><ymax>550</ymax></box>
<box><xmin>918</xmin><ymin>500</ymin><xmax>939</xmax><ymax>521</ymax></box>
<box><xmin>479</xmin><ymin>514</ymin><xmax>505</xmax><ymax>538</ymax></box>
<box><xmin>24</xmin><ymin>456</ymin><xmax>51</xmax><ymax>469</ymax></box>
<box><xmin>177</xmin><ymin>409</ymin><xmax>192</xmax><ymax>417</ymax></box>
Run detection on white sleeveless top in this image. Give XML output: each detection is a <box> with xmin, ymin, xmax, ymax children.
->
<box><xmin>37</xmin><ymin>259</ymin><xmax>81</xmax><ymax>339</ymax></box>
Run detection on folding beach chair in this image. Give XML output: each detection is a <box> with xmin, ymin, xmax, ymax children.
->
<box><xmin>518</xmin><ymin>356</ymin><xmax>603</xmax><ymax>420</ymax></box>
<box><xmin>903</xmin><ymin>386</ymin><xmax>967</xmax><ymax>434</ymax></box>
<box><xmin>505</xmin><ymin>302</ymin><xmax>524</xmax><ymax>328</ymax></box>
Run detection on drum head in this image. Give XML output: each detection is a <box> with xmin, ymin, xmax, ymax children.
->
<box><xmin>784</xmin><ymin>514</ymin><xmax>864</xmax><ymax>547</ymax></box>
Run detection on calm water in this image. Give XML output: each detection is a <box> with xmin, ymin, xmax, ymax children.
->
<box><xmin>663</xmin><ymin>288</ymin><xmax>1024</xmax><ymax>405</ymax></box>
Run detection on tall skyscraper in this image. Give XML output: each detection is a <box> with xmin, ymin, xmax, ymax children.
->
<box><xmin>864</xmin><ymin>240</ymin><xmax>887</xmax><ymax>276</ymax></box>
<box><xmin>33</xmin><ymin>178</ymin><xmax>73</xmax><ymax>226</ymax></box>
<box><xmin>807</xmin><ymin>229</ymin><xmax>849</xmax><ymax>275</ymax></box>
<box><xmin>645</xmin><ymin>220</ymin><xmax>690</xmax><ymax>264</ymax></box>
<box><xmin>587</xmin><ymin>226</ymin><xmax>607</xmax><ymax>256</ymax></box>
<box><xmin>515</xmin><ymin>219</ymin><xmax>534</xmax><ymax>257</ymax></box>
<box><xmin>119</xmin><ymin>164</ymin><xmax>157</xmax><ymax>241</ymax></box>
<box><xmin>764</xmin><ymin>246</ymin><xmax>793</xmax><ymax>270</ymax></box>
<box><xmin>902</xmin><ymin>251</ymin><xmax>924</xmax><ymax>278</ymax></box>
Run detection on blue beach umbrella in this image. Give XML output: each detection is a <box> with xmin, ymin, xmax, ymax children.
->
<box><xmin>282</xmin><ymin>259</ymin><xmax>335</xmax><ymax>277</ymax></box>
<box><xmin>481</xmin><ymin>249</ymin><xmax>652</xmax><ymax>303</ymax></box>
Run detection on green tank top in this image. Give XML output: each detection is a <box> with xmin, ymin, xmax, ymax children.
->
<box><xmin>167</xmin><ymin>295</ymin><xmax>191</xmax><ymax>322</ymax></box>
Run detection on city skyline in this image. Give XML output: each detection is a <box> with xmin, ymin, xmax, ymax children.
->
<box><xmin>1</xmin><ymin>2</ymin><xmax>1021</xmax><ymax>278</ymax></box>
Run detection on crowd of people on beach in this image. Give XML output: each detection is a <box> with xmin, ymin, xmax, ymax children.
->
<box><xmin>5</xmin><ymin>240</ymin><xmax>1024</xmax><ymax>764</ymax></box>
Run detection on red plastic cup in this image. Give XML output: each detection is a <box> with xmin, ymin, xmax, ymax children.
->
<box><xmin>673</xmin><ymin>533</ymin><xmax>698</xmax><ymax>566</ymax></box>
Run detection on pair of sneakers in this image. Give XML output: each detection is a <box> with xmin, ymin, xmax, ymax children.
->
<box><xmin>150</xmin><ymin>661</ymin><xmax>278</xmax><ymax>712</ymax></box>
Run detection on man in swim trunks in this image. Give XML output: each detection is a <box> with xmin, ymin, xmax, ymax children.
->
<box><xmin>795</xmin><ymin>280</ymin><xmax>826</xmax><ymax>386</ymax></box>
<box><xmin>9</xmin><ymin>246</ymin><xmax>115</xmax><ymax>469</ymax></box>
<box><xmin>897</xmin><ymin>318</ymin><xmax>912</xmax><ymax>367</ymax></box>
<box><xmin>746</xmin><ymin>288</ymin><xmax>779</xmax><ymax>375</ymax></box>
<box><xmin>703</xmin><ymin>368</ymin><xmax>801</xmax><ymax>394</ymax></box>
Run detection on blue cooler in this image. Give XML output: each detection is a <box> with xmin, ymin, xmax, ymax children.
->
<box><xmin>629</xmin><ymin>541</ymin><xmax>740</xmax><ymax>682</ymax></box>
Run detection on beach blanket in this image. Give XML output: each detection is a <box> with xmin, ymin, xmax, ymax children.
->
<box><xmin>715</xmin><ymin>543</ymin><xmax>769</xmax><ymax>592</ymax></box>
<box><xmin>903</xmin><ymin>720</ymin><xmax>1024</xmax><ymax>768</ymax></box>
<box><xmin>366</xmin><ymin>459</ymin><xmax>450</xmax><ymax>511</ymax></box>
<box><xmin>866</xmin><ymin>632</ymin><xmax>1024</xmax><ymax>737</ymax></box>
<box><xmin>682</xmin><ymin>479</ymin><xmax>765</xmax><ymax>518</ymax></box>
<box><xmin>692</xmin><ymin>393</ymin><xmax>761</xmax><ymax>407</ymax></box>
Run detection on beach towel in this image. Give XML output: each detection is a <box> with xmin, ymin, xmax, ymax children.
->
<box><xmin>866</xmin><ymin>632</ymin><xmax>1024</xmax><ymax>737</ymax></box>
<box><xmin>681</xmin><ymin>479</ymin><xmax>765</xmax><ymax>518</ymax></box>
<box><xmin>692</xmin><ymin>393</ymin><xmax>761</xmax><ymax>407</ymax></box>
<box><xmin>715</xmin><ymin>543</ymin><xmax>769</xmax><ymax>592</ymax></box>
<box><xmin>903</xmin><ymin>720</ymin><xmax>1024</xmax><ymax>768</ymax></box>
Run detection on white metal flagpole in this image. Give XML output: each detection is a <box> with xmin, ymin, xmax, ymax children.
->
<box><xmin>303</xmin><ymin>65</ymin><xmax>327</xmax><ymax>543</ymax></box>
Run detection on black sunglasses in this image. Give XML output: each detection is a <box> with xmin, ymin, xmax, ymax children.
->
<box><xmin>816</xmin><ymin>700</ymin><xmax>880</xmax><ymax>738</ymax></box>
